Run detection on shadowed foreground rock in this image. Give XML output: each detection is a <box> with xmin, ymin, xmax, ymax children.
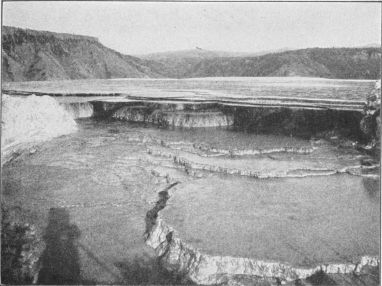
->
<box><xmin>1</xmin><ymin>207</ymin><xmax>43</xmax><ymax>284</ymax></box>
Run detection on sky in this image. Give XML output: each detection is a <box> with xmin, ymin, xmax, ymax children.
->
<box><xmin>3</xmin><ymin>1</ymin><xmax>381</xmax><ymax>55</ymax></box>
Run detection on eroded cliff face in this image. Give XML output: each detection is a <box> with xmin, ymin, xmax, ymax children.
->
<box><xmin>360</xmin><ymin>80</ymin><xmax>381</xmax><ymax>156</ymax></box>
<box><xmin>145</xmin><ymin>185</ymin><xmax>379</xmax><ymax>285</ymax></box>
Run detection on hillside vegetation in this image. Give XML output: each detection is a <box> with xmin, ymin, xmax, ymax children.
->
<box><xmin>2</xmin><ymin>26</ymin><xmax>381</xmax><ymax>82</ymax></box>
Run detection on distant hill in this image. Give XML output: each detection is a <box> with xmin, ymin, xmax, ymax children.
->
<box><xmin>139</xmin><ymin>47</ymin><xmax>292</xmax><ymax>60</ymax></box>
<box><xmin>2</xmin><ymin>26</ymin><xmax>164</xmax><ymax>81</ymax></box>
<box><xmin>140</xmin><ymin>47</ymin><xmax>381</xmax><ymax>79</ymax></box>
<box><xmin>138</xmin><ymin>47</ymin><xmax>292</xmax><ymax>78</ymax></box>
<box><xmin>359</xmin><ymin>43</ymin><xmax>381</xmax><ymax>48</ymax></box>
<box><xmin>2</xmin><ymin>26</ymin><xmax>381</xmax><ymax>81</ymax></box>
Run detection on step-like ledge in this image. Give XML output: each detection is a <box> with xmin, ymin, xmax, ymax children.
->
<box><xmin>144</xmin><ymin>185</ymin><xmax>379</xmax><ymax>285</ymax></box>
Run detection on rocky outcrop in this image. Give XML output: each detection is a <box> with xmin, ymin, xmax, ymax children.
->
<box><xmin>365</xmin><ymin>80</ymin><xmax>381</xmax><ymax>113</ymax></box>
<box><xmin>145</xmin><ymin>185</ymin><xmax>379</xmax><ymax>285</ymax></box>
<box><xmin>360</xmin><ymin>80</ymin><xmax>381</xmax><ymax>156</ymax></box>
<box><xmin>1</xmin><ymin>207</ymin><xmax>44</xmax><ymax>284</ymax></box>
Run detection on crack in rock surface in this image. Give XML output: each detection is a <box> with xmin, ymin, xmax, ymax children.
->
<box><xmin>2</xmin><ymin>117</ymin><xmax>379</xmax><ymax>285</ymax></box>
<box><xmin>146</xmin><ymin>181</ymin><xmax>380</xmax><ymax>285</ymax></box>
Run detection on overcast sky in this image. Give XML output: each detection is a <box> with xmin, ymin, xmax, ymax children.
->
<box><xmin>3</xmin><ymin>2</ymin><xmax>381</xmax><ymax>55</ymax></box>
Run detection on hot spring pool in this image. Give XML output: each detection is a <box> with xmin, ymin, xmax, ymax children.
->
<box><xmin>2</xmin><ymin>118</ymin><xmax>380</xmax><ymax>284</ymax></box>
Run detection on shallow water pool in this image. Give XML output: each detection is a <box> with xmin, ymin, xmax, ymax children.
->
<box><xmin>2</xmin><ymin>118</ymin><xmax>379</xmax><ymax>283</ymax></box>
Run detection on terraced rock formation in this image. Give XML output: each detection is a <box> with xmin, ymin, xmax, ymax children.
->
<box><xmin>2</xmin><ymin>79</ymin><xmax>380</xmax><ymax>285</ymax></box>
<box><xmin>113</xmin><ymin>106</ymin><xmax>233</xmax><ymax>128</ymax></box>
<box><xmin>144</xmin><ymin>182</ymin><xmax>379</xmax><ymax>285</ymax></box>
<box><xmin>2</xmin><ymin>110</ymin><xmax>379</xmax><ymax>284</ymax></box>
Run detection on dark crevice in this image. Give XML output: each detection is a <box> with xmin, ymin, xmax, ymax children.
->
<box><xmin>145</xmin><ymin>182</ymin><xmax>179</xmax><ymax>235</ymax></box>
